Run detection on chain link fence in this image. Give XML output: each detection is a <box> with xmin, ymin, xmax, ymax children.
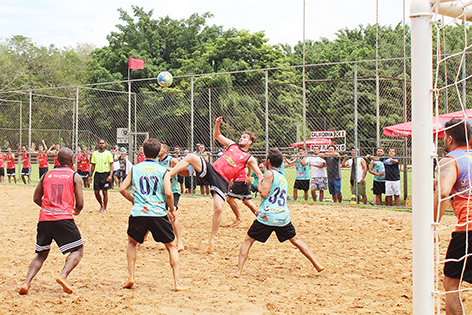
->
<box><xmin>0</xmin><ymin>58</ymin><xmax>421</xmax><ymax>203</ymax></box>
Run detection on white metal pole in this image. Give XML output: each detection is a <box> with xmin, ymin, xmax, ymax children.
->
<box><xmin>28</xmin><ymin>91</ymin><xmax>32</xmax><ymax>184</ymax></box>
<box><xmin>302</xmin><ymin>0</ymin><xmax>307</xmax><ymax>149</ymax></box>
<box><xmin>410</xmin><ymin>0</ymin><xmax>434</xmax><ymax>313</ymax></box>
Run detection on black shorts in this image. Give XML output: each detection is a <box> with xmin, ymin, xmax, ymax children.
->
<box><xmin>177</xmin><ymin>174</ymin><xmax>184</xmax><ymax>184</ymax></box>
<box><xmin>196</xmin><ymin>176</ymin><xmax>210</xmax><ymax>186</ymax></box>
<box><xmin>373</xmin><ymin>180</ymin><xmax>386</xmax><ymax>195</ymax></box>
<box><xmin>196</xmin><ymin>157</ymin><xmax>229</xmax><ymax>201</ymax></box>
<box><xmin>21</xmin><ymin>167</ymin><xmax>30</xmax><ymax>176</ymax></box>
<box><xmin>228</xmin><ymin>181</ymin><xmax>252</xmax><ymax>200</ymax></box>
<box><xmin>78</xmin><ymin>170</ymin><xmax>90</xmax><ymax>179</ymax></box>
<box><xmin>39</xmin><ymin>167</ymin><xmax>48</xmax><ymax>179</ymax></box>
<box><xmin>173</xmin><ymin>192</ymin><xmax>180</xmax><ymax>209</ymax></box>
<box><xmin>7</xmin><ymin>168</ymin><xmax>15</xmax><ymax>176</ymax></box>
<box><xmin>127</xmin><ymin>216</ymin><xmax>175</xmax><ymax>244</ymax></box>
<box><xmin>444</xmin><ymin>231</ymin><xmax>472</xmax><ymax>283</ymax></box>
<box><xmin>114</xmin><ymin>170</ymin><xmax>126</xmax><ymax>180</ymax></box>
<box><xmin>35</xmin><ymin>219</ymin><xmax>83</xmax><ymax>254</ymax></box>
<box><xmin>0</xmin><ymin>168</ymin><xmax>4</xmax><ymax>176</ymax></box>
<box><xmin>185</xmin><ymin>175</ymin><xmax>196</xmax><ymax>190</ymax></box>
<box><xmin>93</xmin><ymin>172</ymin><xmax>111</xmax><ymax>190</ymax></box>
<box><xmin>294</xmin><ymin>179</ymin><xmax>310</xmax><ymax>191</ymax></box>
<box><xmin>247</xmin><ymin>220</ymin><xmax>297</xmax><ymax>243</ymax></box>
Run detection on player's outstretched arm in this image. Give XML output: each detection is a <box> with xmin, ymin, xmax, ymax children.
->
<box><xmin>247</xmin><ymin>156</ymin><xmax>263</xmax><ymax>182</ymax></box>
<box><xmin>213</xmin><ymin>116</ymin><xmax>234</xmax><ymax>148</ymax></box>
<box><xmin>119</xmin><ymin>171</ymin><xmax>134</xmax><ymax>204</ymax></box>
<box><xmin>73</xmin><ymin>173</ymin><xmax>84</xmax><ymax>214</ymax></box>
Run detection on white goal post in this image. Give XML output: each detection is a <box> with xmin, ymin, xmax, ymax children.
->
<box><xmin>411</xmin><ymin>1</ymin><xmax>472</xmax><ymax>314</ymax></box>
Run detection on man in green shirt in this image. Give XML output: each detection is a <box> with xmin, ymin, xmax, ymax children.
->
<box><xmin>90</xmin><ymin>139</ymin><xmax>114</xmax><ymax>214</ymax></box>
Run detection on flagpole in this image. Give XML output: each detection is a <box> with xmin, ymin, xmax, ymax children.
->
<box><xmin>128</xmin><ymin>60</ymin><xmax>131</xmax><ymax>146</ymax></box>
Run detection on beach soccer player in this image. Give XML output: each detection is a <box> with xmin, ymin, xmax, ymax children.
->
<box><xmin>90</xmin><ymin>139</ymin><xmax>114</xmax><ymax>214</ymax></box>
<box><xmin>6</xmin><ymin>147</ymin><xmax>16</xmax><ymax>184</ymax></box>
<box><xmin>119</xmin><ymin>138</ymin><xmax>187</xmax><ymax>291</ymax></box>
<box><xmin>168</xmin><ymin>116</ymin><xmax>263</xmax><ymax>253</ymax></box>
<box><xmin>158</xmin><ymin>141</ymin><xmax>189</xmax><ymax>252</ymax></box>
<box><xmin>233</xmin><ymin>149</ymin><xmax>324</xmax><ymax>278</ymax></box>
<box><xmin>18</xmin><ymin>148</ymin><xmax>84</xmax><ymax>295</ymax></box>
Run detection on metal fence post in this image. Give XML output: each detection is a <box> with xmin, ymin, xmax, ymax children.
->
<box><xmin>265</xmin><ymin>70</ymin><xmax>269</xmax><ymax>154</ymax></box>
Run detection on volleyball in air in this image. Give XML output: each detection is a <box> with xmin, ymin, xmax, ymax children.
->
<box><xmin>157</xmin><ymin>71</ymin><xmax>173</xmax><ymax>87</ymax></box>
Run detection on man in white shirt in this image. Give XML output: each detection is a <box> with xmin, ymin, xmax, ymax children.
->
<box><xmin>306</xmin><ymin>146</ymin><xmax>327</xmax><ymax>202</ymax></box>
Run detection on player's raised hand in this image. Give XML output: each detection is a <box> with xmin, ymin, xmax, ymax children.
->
<box><xmin>215</xmin><ymin>116</ymin><xmax>223</xmax><ymax>125</ymax></box>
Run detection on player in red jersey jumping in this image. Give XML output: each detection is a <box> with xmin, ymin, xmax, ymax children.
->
<box><xmin>169</xmin><ymin>117</ymin><xmax>263</xmax><ymax>253</ymax></box>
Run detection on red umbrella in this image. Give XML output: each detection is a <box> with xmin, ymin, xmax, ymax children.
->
<box><xmin>383</xmin><ymin>109</ymin><xmax>472</xmax><ymax>138</ymax></box>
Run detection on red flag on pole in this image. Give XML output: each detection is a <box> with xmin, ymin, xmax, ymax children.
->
<box><xmin>128</xmin><ymin>57</ymin><xmax>144</xmax><ymax>69</ymax></box>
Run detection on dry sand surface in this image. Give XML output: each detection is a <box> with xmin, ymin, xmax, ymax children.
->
<box><xmin>0</xmin><ymin>184</ymin><xmax>469</xmax><ymax>314</ymax></box>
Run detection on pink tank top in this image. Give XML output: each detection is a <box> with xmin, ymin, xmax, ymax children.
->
<box><xmin>39</xmin><ymin>167</ymin><xmax>76</xmax><ymax>221</ymax></box>
<box><xmin>212</xmin><ymin>144</ymin><xmax>251</xmax><ymax>183</ymax></box>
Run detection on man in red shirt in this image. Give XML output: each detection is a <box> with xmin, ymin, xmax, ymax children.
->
<box><xmin>37</xmin><ymin>142</ymin><xmax>49</xmax><ymax>179</ymax></box>
<box><xmin>19</xmin><ymin>148</ymin><xmax>84</xmax><ymax>295</ymax></box>
<box><xmin>0</xmin><ymin>146</ymin><xmax>5</xmax><ymax>183</ymax></box>
<box><xmin>18</xmin><ymin>145</ymin><xmax>31</xmax><ymax>184</ymax></box>
<box><xmin>136</xmin><ymin>146</ymin><xmax>145</xmax><ymax>164</ymax></box>
<box><xmin>81</xmin><ymin>147</ymin><xmax>91</xmax><ymax>188</ymax></box>
<box><xmin>169</xmin><ymin>116</ymin><xmax>263</xmax><ymax>253</ymax></box>
<box><xmin>5</xmin><ymin>147</ymin><xmax>16</xmax><ymax>184</ymax></box>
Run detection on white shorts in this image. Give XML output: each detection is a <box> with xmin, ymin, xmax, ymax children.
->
<box><xmin>385</xmin><ymin>180</ymin><xmax>401</xmax><ymax>196</ymax></box>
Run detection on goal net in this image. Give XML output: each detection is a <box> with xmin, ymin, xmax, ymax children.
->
<box><xmin>411</xmin><ymin>0</ymin><xmax>472</xmax><ymax>314</ymax></box>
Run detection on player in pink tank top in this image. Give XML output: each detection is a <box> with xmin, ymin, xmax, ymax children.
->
<box><xmin>19</xmin><ymin>148</ymin><xmax>84</xmax><ymax>296</ymax></box>
<box><xmin>0</xmin><ymin>146</ymin><xmax>4</xmax><ymax>183</ymax></box>
<box><xmin>168</xmin><ymin>116</ymin><xmax>264</xmax><ymax>253</ymax></box>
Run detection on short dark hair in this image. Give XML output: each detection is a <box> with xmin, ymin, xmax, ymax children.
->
<box><xmin>243</xmin><ymin>131</ymin><xmax>256</xmax><ymax>144</ymax></box>
<box><xmin>267</xmin><ymin>148</ymin><xmax>283</xmax><ymax>168</ymax></box>
<box><xmin>143</xmin><ymin>139</ymin><xmax>161</xmax><ymax>159</ymax></box>
<box><xmin>445</xmin><ymin>118</ymin><xmax>472</xmax><ymax>146</ymax></box>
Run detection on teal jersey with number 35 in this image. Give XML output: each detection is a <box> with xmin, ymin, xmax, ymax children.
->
<box><xmin>257</xmin><ymin>169</ymin><xmax>291</xmax><ymax>227</ymax></box>
<box><xmin>131</xmin><ymin>160</ymin><xmax>168</xmax><ymax>217</ymax></box>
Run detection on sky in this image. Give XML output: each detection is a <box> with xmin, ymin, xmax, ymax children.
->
<box><xmin>0</xmin><ymin>0</ymin><xmax>411</xmax><ymax>49</ymax></box>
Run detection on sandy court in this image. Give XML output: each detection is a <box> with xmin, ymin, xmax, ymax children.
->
<box><xmin>0</xmin><ymin>184</ymin><xmax>469</xmax><ymax>314</ymax></box>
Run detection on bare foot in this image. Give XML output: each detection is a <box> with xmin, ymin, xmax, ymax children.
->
<box><xmin>56</xmin><ymin>276</ymin><xmax>73</xmax><ymax>294</ymax></box>
<box><xmin>233</xmin><ymin>271</ymin><xmax>242</xmax><ymax>279</ymax></box>
<box><xmin>177</xmin><ymin>243</ymin><xmax>185</xmax><ymax>253</ymax></box>
<box><xmin>230</xmin><ymin>218</ymin><xmax>243</xmax><ymax>227</ymax></box>
<box><xmin>174</xmin><ymin>284</ymin><xmax>190</xmax><ymax>292</ymax></box>
<box><xmin>123</xmin><ymin>279</ymin><xmax>134</xmax><ymax>289</ymax></box>
<box><xmin>18</xmin><ymin>285</ymin><xmax>29</xmax><ymax>295</ymax></box>
<box><xmin>316</xmin><ymin>265</ymin><xmax>325</xmax><ymax>272</ymax></box>
<box><xmin>207</xmin><ymin>240</ymin><xmax>215</xmax><ymax>254</ymax></box>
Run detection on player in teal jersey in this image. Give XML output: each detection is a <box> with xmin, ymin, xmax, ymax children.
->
<box><xmin>158</xmin><ymin>141</ymin><xmax>188</xmax><ymax>252</ymax></box>
<box><xmin>233</xmin><ymin>149</ymin><xmax>324</xmax><ymax>278</ymax></box>
<box><xmin>119</xmin><ymin>138</ymin><xmax>187</xmax><ymax>291</ymax></box>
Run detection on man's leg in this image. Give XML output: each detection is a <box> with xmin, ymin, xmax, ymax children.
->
<box><xmin>293</xmin><ymin>188</ymin><xmax>298</xmax><ymax>201</ymax></box>
<box><xmin>19</xmin><ymin>251</ymin><xmax>49</xmax><ymax>294</ymax></box>
<box><xmin>21</xmin><ymin>174</ymin><xmax>27</xmax><ymax>184</ymax></box>
<box><xmin>233</xmin><ymin>235</ymin><xmax>256</xmax><ymax>278</ymax></box>
<box><xmin>319</xmin><ymin>190</ymin><xmax>324</xmax><ymax>202</ymax></box>
<box><xmin>208</xmin><ymin>194</ymin><xmax>225</xmax><ymax>253</ymax></box>
<box><xmin>172</xmin><ymin>217</ymin><xmax>185</xmax><ymax>252</ymax></box>
<box><xmin>123</xmin><ymin>237</ymin><xmax>138</xmax><ymax>289</ymax></box>
<box><xmin>94</xmin><ymin>190</ymin><xmax>103</xmax><ymax>212</ymax></box>
<box><xmin>289</xmin><ymin>236</ymin><xmax>324</xmax><ymax>272</ymax></box>
<box><xmin>385</xmin><ymin>196</ymin><xmax>393</xmax><ymax>206</ymax></box>
<box><xmin>56</xmin><ymin>247</ymin><xmax>84</xmax><ymax>294</ymax></box>
<box><xmin>444</xmin><ymin>276</ymin><xmax>463</xmax><ymax>315</ymax></box>
<box><xmin>169</xmin><ymin>154</ymin><xmax>203</xmax><ymax>178</ymax></box>
<box><xmin>102</xmin><ymin>190</ymin><xmax>109</xmax><ymax>213</ymax></box>
<box><xmin>334</xmin><ymin>194</ymin><xmax>341</xmax><ymax>203</ymax></box>
<box><xmin>164</xmin><ymin>241</ymin><xmax>188</xmax><ymax>291</ymax></box>
<box><xmin>394</xmin><ymin>195</ymin><xmax>401</xmax><ymax>206</ymax></box>
<box><xmin>311</xmin><ymin>189</ymin><xmax>317</xmax><ymax>202</ymax></box>
<box><xmin>362</xmin><ymin>195</ymin><xmax>367</xmax><ymax>205</ymax></box>
<box><xmin>227</xmin><ymin>197</ymin><xmax>243</xmax><ymax>227</ymax></box>
<box><xmin>304</xmin><ymin>189</ymin><xmax>309</xmax><ymax>201</ymax></box>
<box><xmin>242</xmin><ymin>198</ymin><xmax>259</xmax><ymax>216</ymax></box>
